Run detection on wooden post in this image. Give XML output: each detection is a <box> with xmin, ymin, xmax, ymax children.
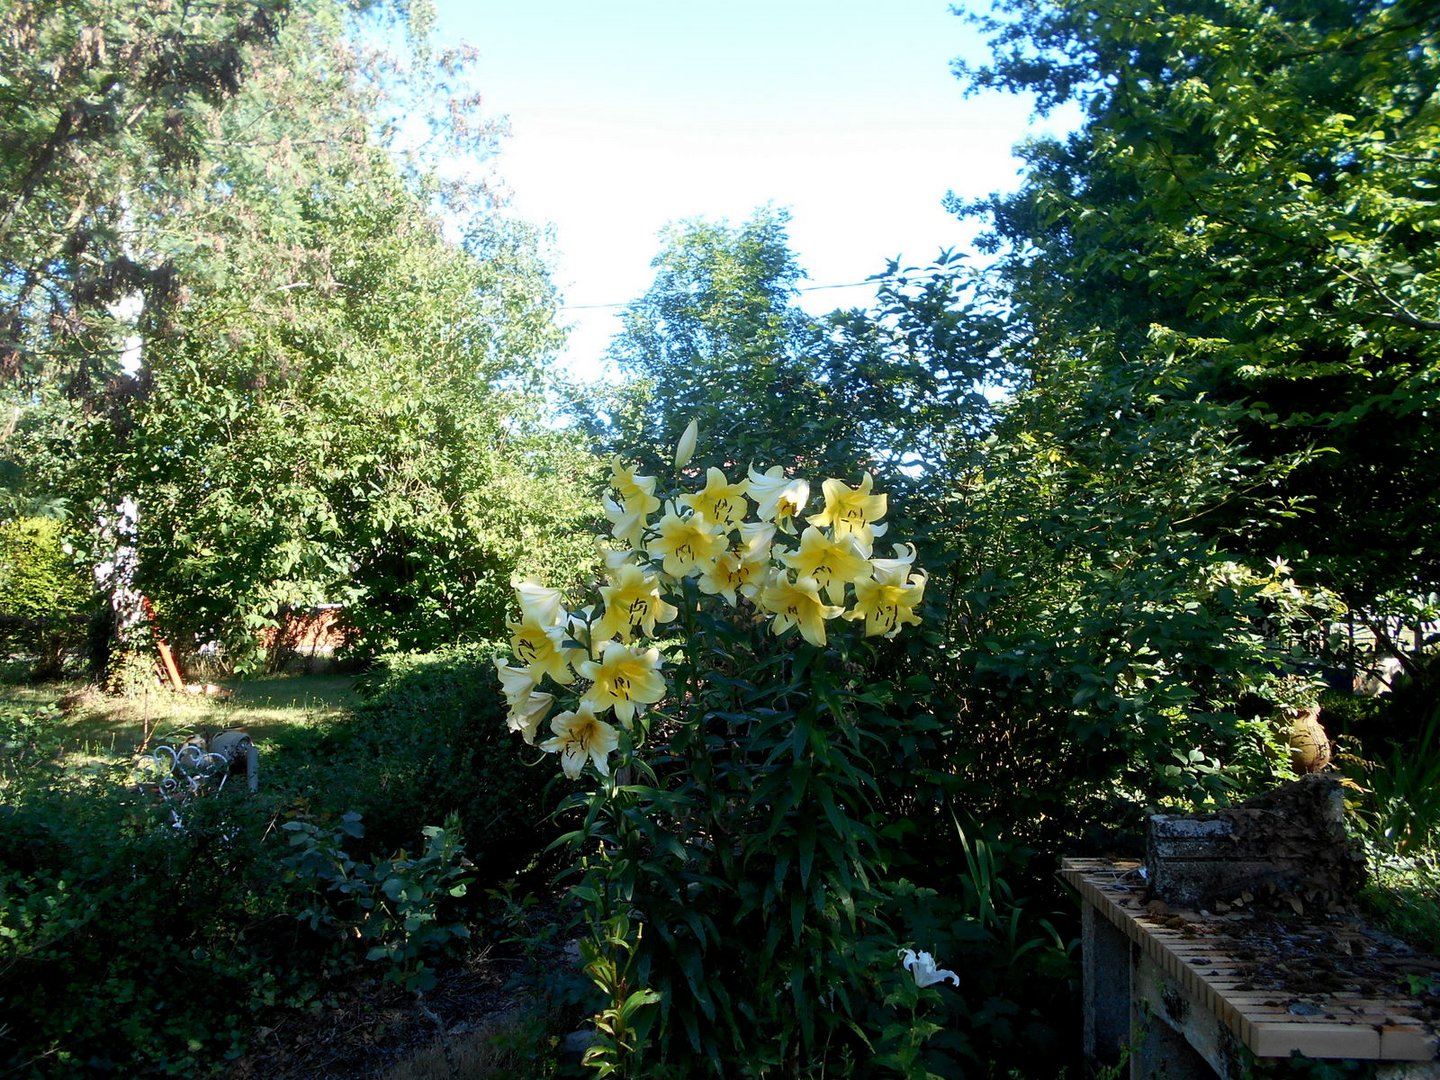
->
<box><xmin>1082</xmin><ymin>901</ymin><xmax>1131</xmax><ymax>1066</ymax></box>
<box><xmin>141</xmin><ymin>596</ymin><xmax>186</xmax><ymax>691</ymax></box>
<box><xmin>155</xmin><ymin>638</ymin><xmax>185</xmax><ymax>692</ymax></box>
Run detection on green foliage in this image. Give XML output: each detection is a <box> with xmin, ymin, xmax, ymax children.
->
<box><xmin>593</xmin><ymin>212</ymin><xmax>1002</xmax><ymax>485</ymax></box>
<box><xmin>602</xmin><ymin>207</ymin><xmax>820</xmax><ymax>467</ymax></box>
<box><xmin>0</xmin><ymin>695</ymin><xmax>64</xmax><ymax>783</ymax></box>
<box><xmin>0</xmin><ymin>517</ymin><xmax>94</xmax><ymax>678</ymax></box>
<box><xmin>327</xmin><ymin>645</ymin><xmax>563</xmax><ymax>875</ymax></box>
<box><xmin>0</xmin><ymin>787</ymin><xmax>474</xmax><ymax>1075</ymax></box>
<box><xmin>954</xmin><ymin>0</ymin><xmax>1440</xmax><ymax>608</ymax></box>
<box><xmin>874</xmin><ymin>858</ymin><xmax>1075</xmax><ymax>1079</ymax></box>
<box><xmin>103</xmin><ymin>89</ymin><xmax>587</xmax><ymax>666</ymax></box>
<box><xmin>566</xmin><ymin>594</ymin><xmax>898</xmax><ymax>1073</ymax></box>
<box><xmin>0</xmin><ymin>675</ymin><xmax>498</xmax><ymax>1075</ymax></box>
<box><xmin>1348</xmin><ymin>700</ymin><xmax>1440</xmax><ymax>854</ymax></box>
<box><xmin>817</xmin><ymin>252</ymin><xmax>1010</xmax><ymax>475</ymax></box>
<box><xmin>919</xmin><ymin>354</ymin><xmax>1346</xmax><ymax>854</ymax></box>
<box><xmin>569</xmin><ymin>196</ymin><xmax>1351</xmax><ymax>1069</ymax></box>
<box><xmin>0</xmin><ymin>0</ymin><xmax>291</xmax><ymax>387</ymax></box>
<box><xmin>279</xmin><ymin>810</ymin><xmax>474</xmax><ymax>992</ymax></box>
<box><xmin>578</xmin><ymin>908</ymin><xmax>662</xmax><ymax>1076</ymax></box>
<box><xmin>3</xmin><ymin>0</ymin><xmax>596</xmax><ymax>669</ymax></box>
<box><xmin>0</xmin><ymin>776</ymin><xmax>328</xmax><ymax>1077</ymax></box>
<box><xmin>1359</xmin><ymin>849</ymin><xmax>1440</xmax><ymax>954</ymax></box>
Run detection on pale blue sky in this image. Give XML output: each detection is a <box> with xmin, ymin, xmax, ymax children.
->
<box><xmin>420</xmin><ymin>1</ymin><xmax>1068</xmax><ymax>380</ymax></box>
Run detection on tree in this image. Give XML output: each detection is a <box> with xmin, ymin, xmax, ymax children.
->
<box><xmin>0</xmin><ymin>516</ymin><xmax>94</xmax><ymax>678</ymax></box>
<box><xmin>931</xmin><ymin>349</ymin><xmax>1343</xmax><ymax>845</ymax></box>
<box><xmin>603</xmin><ymin>207</ymin><xmax>822</xmax><ymax>466</ymax></box>
<box><xmin>598</xmin><ymin>209</ymin><xmax>1004</xmax><ymax>488</ymax></box>
<box><xmin>953</xmin><ymin>0</ymin><xmax>1440</xmax><ymax>611</ymax></box>
<box><xmin>4</xmin><ymin>1</ymin><xmax>598</xmax><ymax>669</ymax></box>
<box><xmin>0</xmin><ymin>0</ymin><xmax>306</xmax><ymax>677</ymax></box>
<box><xmin>0</xmin><ymin>0</ymin><xmax>291</xmax><ymax>391</ymax></box>
<box><xmin>839</xmin><ymin>0</ymin><xmax>1440</xmax><ymax>841</ymax></box>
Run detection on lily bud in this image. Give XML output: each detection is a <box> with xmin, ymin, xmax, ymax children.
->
<box><xmin>673</xmin><ymin>419</ymin><xmax>698</xmax><ymax>470</ymax></box>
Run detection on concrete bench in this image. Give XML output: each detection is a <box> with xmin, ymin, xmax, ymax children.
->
<box><xmin>1062</xmin><ymin>858</ymin><xmax>1440</xmax><ymax>1079</ymax></box>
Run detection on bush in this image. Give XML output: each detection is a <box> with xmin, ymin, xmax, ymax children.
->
<box><xmin>279</xmin><ymin>810</ymin><xmax>475</xmax><ymax>993</ymax></box>
<box><xmin>0</xmin><ymin>698</ymin><xmax>485</xmax><ymax>1075</ymax></box>
<box><xmin>1348</xmin><ymin>700</ymin><xmax>1440</xmax><ymax>855</ymax></box>
<box><xmin>317</xmin><ymin>644</ymin><xmax>562</xmax><ymax>879</ymax></box>
<box><xmin>0</xmin><ymin>775</ymin><xmax>331</xmax><ymax>1077</ymax></box>
<box><xmin>0</xmin><ymin>517</ymin><xmax>95</xmax><ymax>679</ymax></box>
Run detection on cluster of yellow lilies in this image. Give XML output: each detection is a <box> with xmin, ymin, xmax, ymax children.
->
<box><xmin>496</xmin><ymin>432</ymin><xmax>926</xmax><ymax>781</ymax></box>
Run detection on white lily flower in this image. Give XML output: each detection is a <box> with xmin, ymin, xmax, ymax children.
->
<box><xmin>899</xmin><ymin>947</ymin><xmax>959</xmax><ymax>988</ymax></box>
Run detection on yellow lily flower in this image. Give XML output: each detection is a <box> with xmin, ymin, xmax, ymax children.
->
<box><xmin>595</xmin><ymin>563</ymin><xmax>679</xmax><ymax>642</ymax></box>
<box><xmin>510</xmin><ymin>577</ymin><xmax>568</xmax><ymax>628</ymax></box>
<box><xmin>758</xmin><ymin>572</ymin><xmax>844</xmax><ymax>647</ymax></box>
<box><xmin>506</xmin><ymin>689</ymin><xmax>554</xmax><ymax>745</ymax></box>
<box><xmin>698</xmin><ymin>545</ymin><xmax>770</xmax><ymax>606</ymax></box>
<box><xmin>870</xmin><ymin>542</ymin><xmax>918</xmax><ymax>575</ymax></box>
<box><xmin>809</xmin><ymin>472</ymin><xmax>889</xmax><ymax>546</ymax></box>
<box><xmin>600</xmin><ymin>546</ymin><xmax>640</xmax><ymax>572</ymax></box>
<box><xmin>678</xmin><ymin>467</ymin><xmax>750</xmax><ymax>530</ymax></box>
<box><xmin>578</xmin><ymin>640</ymin><xmax>667</xmax><ymax>727</ymax></box>
<box><xmin>779</xmin><ymin>526</ymin><xmax>874</xmax><ymax>605</ymax></box>
<box><xmin>610</xmin><ymin>457</ymin><xmax>661</xmax><ymax>516</ymax></box>
<box><xmin>846</xmin><ymin>562</ymin><xmax>926</xmax><ymax>638</ymax></box>
<box><xmin>494</xmin><ymin>658</ymin><xmax>537</xmax><ymax>708</ymax></box>
<box><xmin>603</xmin><ymin>493</ymin><xmax>649</xmax><ymax>549</ymax></box>
<box><xmin>507</xmin><ymin>617</ymin><xmax>576</xmax><ymax>685</ymax></box>
<box><xmin>647</xmin><ymin>501</ymin><xmax>728</xmax><ymax>578</ymax></box>
<box><xmin>746</xmin><ymin>465</ymin><xmax>810</xmax><ymax>533</ymax></box>
<box><xmin>539</xmin><ymin>701</ymin><xmax>620</xmax><ymax>779</ymax></box>
<box><xmin>738</xmin><ymin>519</ymin><xmax>777</xmax><ymax>559</ymax></box>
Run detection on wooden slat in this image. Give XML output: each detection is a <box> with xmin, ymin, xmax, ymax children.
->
<box><xmin>1250</xmin><ymin>1021</ymin><xmax>1380</xmax><ymax>1060</ymax></box>
<box><xmin>1061</xmin><ymin>858</ymin><xmax>1440</xmax><ymax>1064</ymax></box>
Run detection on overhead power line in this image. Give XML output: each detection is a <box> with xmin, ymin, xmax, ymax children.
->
<box><xmin>560</xmin><ymin>277</ymin><xmax>892</xmax><ymax>313</ymax></box>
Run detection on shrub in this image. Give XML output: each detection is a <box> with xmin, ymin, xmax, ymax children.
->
<box><xmin>279</xmin><ymin>810</ymin><xmax>475</xmax><ymax>992</ymax></box>
<box><xmin>1349</xmin><ymin>700</ymin><xmax>1440</xmax><ymax>855</ymax></box>
<box><xmin>0</xmin><ymin>775</ymin><xmax>330</xmax><ymax>1077</ymax></box>
<box><xmin>0</xmin><ymin>726</ymin><xmax>485</xmax><ymax>1074</ymax></box>
<box><xmin>0</xmin><ymin>517</ymin><xmax>95</xmax><ymax>679</ymax></box>
<box><xmin>874</xmin><ymin>838</ymin><xmax>1077</xmax><ymax>1078</ymax></box>
<box><xmin>317</xmin><ymin>644</ymin><xmax>562</xmax><ymax>879</ymax></box>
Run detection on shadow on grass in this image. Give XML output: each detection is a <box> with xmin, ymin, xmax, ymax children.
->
<box><xmin>5</xmin><ymin>673</ymin><xmax>362</xmax><ymax>766</ymax></box>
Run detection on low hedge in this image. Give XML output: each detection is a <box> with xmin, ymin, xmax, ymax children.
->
<box><xmin>317</xmin><ymin>643</ymin><xmax>563</xmax><ymax>880</ymax></box>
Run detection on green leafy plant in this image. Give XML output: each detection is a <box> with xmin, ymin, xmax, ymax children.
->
<box><xmin>0</xmin><ymin>517</ymin><xmax>94</xmax><ymax>679</ymax></box>
<box><xmin>874</xmin><ymin>837</ymin><xmax>1076</xmax><ymax>1078</ymax></box>
<box><xmin>279</xmin><ymin>810</ymin><xmax>475</xmax><ymax>992</ymax></box>
<box><xmin>1350</xmin><ymin>701</ymin><xmax>1440</xmax><ymax>854</ymax></box>
<box><xmin>322</xmin><ymin>644</ymin><xmax>562</xmax><ymax>874</ymax></box>
<box><xmin>1360</xmin><ymin>849</ymin><xmax>1440</xmax><ymax>954</ymax></box>
<box><xmin>874</xmin><ymin>948</ymin><xmax>957</xmax><ymax>1080</ymax></box>
<box><xmin>0</xmin><ymin>778</ymin><xmax>327</xmax><ymax>1077</ymax></box>
<box><xmin>497</xmin><ymin>429</ymin><xmax>929</xmax><ymax>1074</ymax></box>
<box><xmin>579</xmin><ymin>902</ymin><xmax>662</xmax><ymax>1077</ymax></box>
<box><xmin>0</xmin><ymin>699</ymin><xmax>63</xmax><ymax>783</ymax></box>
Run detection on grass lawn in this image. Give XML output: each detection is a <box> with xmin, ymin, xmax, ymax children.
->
<box><xmin>1</xmin><ymin>671</ymin><xmax>362</xmax><ymax>771</ymax></box>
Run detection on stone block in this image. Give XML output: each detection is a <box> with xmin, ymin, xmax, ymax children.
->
<box><xmin>1146</xmin><ymin>776</ymin><xmax>1365</xmax><ymax>910</ymax></box>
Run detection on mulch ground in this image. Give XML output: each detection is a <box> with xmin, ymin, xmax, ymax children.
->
<box><xmin>224</xmin><ymin>948</ymin><xmax>561</xmax><ymax>1080</ymax></box>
